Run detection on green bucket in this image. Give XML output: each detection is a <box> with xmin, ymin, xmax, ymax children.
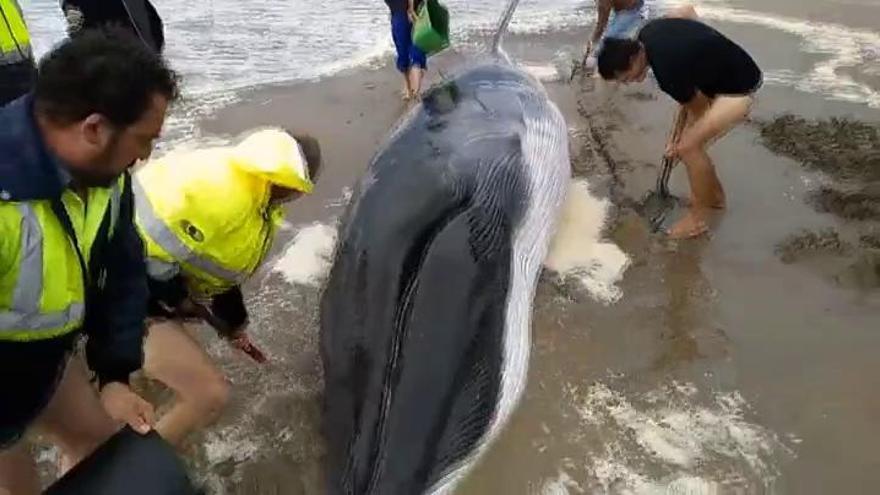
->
<box><xmin>412</xmin><ymin>0</ymin><xmax>450</xmax><ymax>55</ymax></box>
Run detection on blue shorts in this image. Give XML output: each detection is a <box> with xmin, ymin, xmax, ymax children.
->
<box><xmin>391</xmin><ymin>12</ymin><xmax>427</xmax><ymax>73</ymax></box>
<box><xmin>597</xmin><ymin>0</ymin><xmax>663</xmax><ymax>52</ymax></box>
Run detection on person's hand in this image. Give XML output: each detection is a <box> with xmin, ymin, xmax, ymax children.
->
<box><xmin>408</xmin><ymin>8</ymin><xmax>417</xmax><ymax>24</ymax></box>
<box><xmin>228</xmin><ymin>330</ymin><xmax>268</xmax><ymax>364</ymax></box>
<box><xmin>100</xmin><ymin>383</ymin><xmax>155</xmax><ymax>435</ymax></box>
<box><xmin>665</xmin><ymin>136</ymin><xmax>682</xmax><ymax>159</ymax></box>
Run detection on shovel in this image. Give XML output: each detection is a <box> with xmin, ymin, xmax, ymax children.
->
<box><xmin>642</xmin><ymin>155</ymin><xmax>678</xmax><ymax>232</ymax></box>
<box><xmin>570</xmin><ymin>40</ymin><xmax>593</xmax><ymax>82</ymax></box>
<box><xmin>641</xmin><ymin>110</ymin><xmax>687</xmax><ymax>232</ymax></box>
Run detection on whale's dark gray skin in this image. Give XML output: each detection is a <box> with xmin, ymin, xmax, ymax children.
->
<box><xmin>319</xmin><ymin>2</ymin><xmax>571</xmax><ymax>493</ymax></box>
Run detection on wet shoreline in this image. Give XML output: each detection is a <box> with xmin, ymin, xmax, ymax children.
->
<box><xmin>31</xmin><ymin>18</ymin><xmax>879</xmax><ymax>494</ymax></box>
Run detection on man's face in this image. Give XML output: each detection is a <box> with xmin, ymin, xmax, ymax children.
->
<box><xmin>73</xmin><ymin>93</ymin><xmax>168</xmax><ymax>187</ymax></box>
<box><xmin>616</xmin><ymin>49</ymin><xmax>649</xmax><ymax>84</ymax></box>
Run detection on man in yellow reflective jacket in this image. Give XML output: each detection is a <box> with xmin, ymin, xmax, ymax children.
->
<box><xmin>0</xmin><ymin>31</ymin><xmax>178</xmax><ymax>493</ymax></box>
<box><xmin>133</xmin><ymin>128</ymin><xmax>321</xmax><ymax>446</ymax></box>
<box><xmin>0</xmin><ymin>0</ymin><xmax>36</xmax><ymax>105</ymax></box>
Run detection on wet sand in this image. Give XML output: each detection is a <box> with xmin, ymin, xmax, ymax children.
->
<box><xmin>146</xmin><ymin>22</ymin><xmax>880</xmax><ymax>495</ymax></box>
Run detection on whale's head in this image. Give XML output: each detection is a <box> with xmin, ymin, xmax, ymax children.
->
<box><xmin>319</xmin><ymin>59</ymin><xmax>571</xmax><ymax>494</ymax></box>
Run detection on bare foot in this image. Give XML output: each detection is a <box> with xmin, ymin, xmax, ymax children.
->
<box><xmin>666</xmin><ymin>209</ymin><xmax>709</xmax><ymax>239</ymax></box>
<box><xmin>685</xmin><ymin>196</ymin><xmax>725</xmax><ymax>209</ymax></box>
<box><xmin>58</xmin><ymin>452</ymin><xmax>75</xmax><ymax>477</ymax></box>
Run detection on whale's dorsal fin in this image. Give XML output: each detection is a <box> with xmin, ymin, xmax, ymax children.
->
<box><xmin>491</xmin><ymin>0</ymin><xmax>521</xmax><ymax>58</ymax></box>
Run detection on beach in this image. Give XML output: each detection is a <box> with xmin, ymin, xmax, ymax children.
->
<box><xmin>23</xmin><ymin>0</ymin><xmax>880</xmax><ymax>493</ymax></box>
<box><xmin>195</xmin><ymin>34</ymin><xmax>879</xmax><ymax>495</ymax></box>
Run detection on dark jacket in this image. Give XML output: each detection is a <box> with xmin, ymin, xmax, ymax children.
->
<box><xmin>0</xmin><ymin>95</ymin><xmax>148</xmax><ymax>387</ymax></box>
<box><xmin>62</xmin><ymin>0</ymin><xmax>164</xmax><ymax>53</ymax></box>
<box><xmin>148</xmin><ymin>276</ymin><xmax>248</xmax><ymax>338</ymax></box>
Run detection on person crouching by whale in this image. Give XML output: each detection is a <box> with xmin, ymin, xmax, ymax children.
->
<box><xmin>131</xmin><ymin>128</ymin><xmax>321</xmax><ymax>446</ymax></box>
<box><xmin>597</xmin><ymin>18</ymin><xmax>762</xmax><ymax>238</ymax></box>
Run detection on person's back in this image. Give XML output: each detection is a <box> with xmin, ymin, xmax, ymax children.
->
<box><xmin>0</xmin><ymin>0</ymin><xmax>35</xmax><ymax>105</ymax></box>
<box><xmin>638</xmin><ymin>18</ymin><xmax>761</xmax><ymax>103</ymax></box>
<box><xmin>129</xmin><ymin>128</ymin><xmax>321</xmax><ymax>448</ymax></box>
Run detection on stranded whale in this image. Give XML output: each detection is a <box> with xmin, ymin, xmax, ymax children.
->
<box><xmin>320</xmin><ymin>1</ymin><xmax>571</xmax><ymax>492</ymax></box>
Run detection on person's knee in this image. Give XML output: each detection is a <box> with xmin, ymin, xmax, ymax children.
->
<box><xmin>411</xmin><ymin>50</ymin><xmax>427</xmax><ymax>71</ymax></box>
<box><xmin>191</xmin><ymin>372</ymin><xmax>231</xmax><ymax>422</ymax></box>
<box><xmin>396</xmin><ymin>55</ymin><xmax>410</xmax><ymax>74</ymax></box>
<box><xmin>676</xmin><ymin>137</ymin><xmax>705</xmax><ymax>158</ymax></box>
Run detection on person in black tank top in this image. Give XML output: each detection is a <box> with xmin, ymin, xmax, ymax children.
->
<box><xmin>596</xmin><ymin>18</ymin><xmax>762</xmax><ymax>239</ymax></box>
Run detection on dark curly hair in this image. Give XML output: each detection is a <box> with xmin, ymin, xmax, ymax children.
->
<box><xmin>34</xmin><ymin>28</ymin><xmax>179</xmax><ymax>127</ymax></box>
<box><xmin>597</xmin><ymin>38</ymin><xmax>642</xmax><ymax>80</ymax></box>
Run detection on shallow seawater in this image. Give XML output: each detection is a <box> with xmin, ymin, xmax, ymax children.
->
<box><xmin>20</xmin><ymin>0</ymin><xmax>880</xmax><ymax>492</ymax></box>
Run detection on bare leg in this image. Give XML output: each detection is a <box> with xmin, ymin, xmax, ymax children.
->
<box><xmin>0</xmin><ymin>442</ymin><xmax>40</xmax><ymax>495</ymax></box>
<box><xmin>35</xmin><ymin>356</ymin><xmax>119</xmax><ymax>475</ymax></box>
<box><xmin>668</xmin><ymin>149</ymin><xmax>719</xmax><ymax>239</ymax></box>
<box><xmin>668</xmin><ymin>95</ymin><xmax>753</xmax><ymax>239</ymax></box>
<box><xmin>666</xmin><ymin>4</ymin><xmax>698</xmax><ymax>19</ymax></box>
<box><xmin>402</xmin><ymin>72</ymin><xmax>413</xmax><ymax>100</ymax></box>
<box><xmin>679</xmin><ymin>95</ymin><xmax>753</xmax><ymax>154</ymax></box>
<box><xmin>143</xmin><ymin>320</ymin><xmax>230</xmax><ymax>447</ymax></box>
<box><xmin>407</xmin><ymin>67</ymin><xmax>425</xmax><ymax>100</ymax></box>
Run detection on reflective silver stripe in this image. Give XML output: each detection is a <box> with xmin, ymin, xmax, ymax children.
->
<box><xmin>0</xmin><ymin>48</ymin><xmax>27</xmax><ymax>65</ymax></box>
<box><xmin>11</xmin><ymin>203</ymin><xmax>41</xmax><ymax>313</ymax></box>
<box><xmin>0</xmin><ymin>204</ymin><xmax>84</xmax><ymax>333</ymax></box>
<box><xmin>108</xmin><ymin>181</ymin><xmax>122</xmax><ymax>236</ymax></box>
<box><xmin>146</xmin><ymin>258</ymin><xmax>179</xmax><ymax>281</ymax></box>
<box><xmin>0</xmin><ymin>303</ymin><xmax>85</xmax><ymax>332</ymax></box>
<box><xmin>133</xmin><ymin>176</ymin><xmax>247</xmax><ymax>283</ymax></box>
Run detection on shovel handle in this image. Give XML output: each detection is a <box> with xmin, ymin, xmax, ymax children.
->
<box><xmin>656</xmin><ymin>108</ymin><xmax>689</xmax><ymax>197</ymax></box>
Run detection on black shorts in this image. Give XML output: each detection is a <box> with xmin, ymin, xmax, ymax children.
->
<box><xmin>0</xmin><ymin>59</ymin><xmax>37</xmax><ymax>107</ymax></box>
<box><xmin>0</xmin><ymin>334</ymin><xmax>76</xmax><ymax>449</ymax></box>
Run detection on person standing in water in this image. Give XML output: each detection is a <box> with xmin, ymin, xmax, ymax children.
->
<box><xmin>597</xmin><ymin>18</ymin><xmax>762</xmax><ymax>238</ymax></box>
<box><xmin>582</xmin><ymin>0</ymin><xmax>695</xmax><ymax>70</ymax></box>
<box><xmin>385</xmin><ymin>0</ymin><xmax>427</xmax><ymax>100</ymax></box>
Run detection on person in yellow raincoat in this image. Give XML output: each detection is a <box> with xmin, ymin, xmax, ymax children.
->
<box><xmin>132</xmin><ymin>128</ymin><xmax>321</xmax><ymax>446</ymax></box>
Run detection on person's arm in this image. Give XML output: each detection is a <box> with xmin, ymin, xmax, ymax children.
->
<box><xmin>665</xmin><ymin>104</ymin><xmax>689</xmax><ymax>156</ymax></box>
<box><xmin>146</xmin><ymin>270</ymin><xmax>188</xmax><ymax>313</ymax></box>
<box><xmin>86</xmin><ymin>173</ymin><xmax>155</xmax><ymax>433</ymax></box>
<box><xmin>85</xmin><ymin>172</ymin><xmax>147</xmax><ymax>388</ymax></box>
<box><xmin>209</xmin><ymin>286</ymin><xmax>248</xmax><ymax>339</ymax></box>
<box><xmin>408</xmin><ymin>0</ymin><xmax>417</xmax><ymax>23</ymax></box>
<box><xmin>208</xmin><ymin>286</ymin><xmax>267</xmax><ymax>363</ymax></box>
<box><xmin>591</xmin><ymin>0</ymin><xmax>613</xmax><ymax>44</ymax></box>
